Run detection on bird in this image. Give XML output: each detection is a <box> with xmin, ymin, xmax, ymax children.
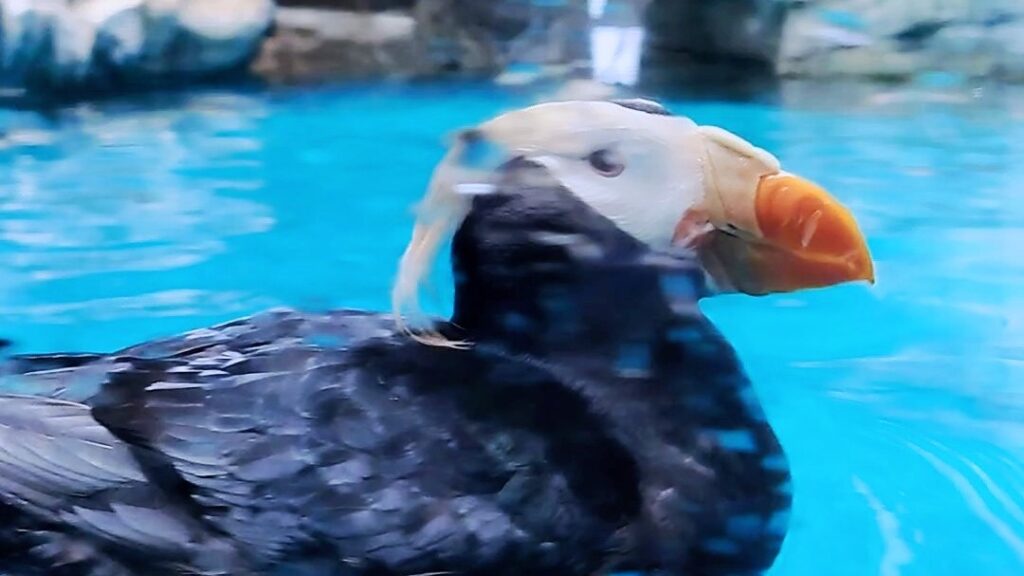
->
<box><xmin>0</xmin><ymin>99</ymin><xmax>873</xmax><ymax>576</ymax></box>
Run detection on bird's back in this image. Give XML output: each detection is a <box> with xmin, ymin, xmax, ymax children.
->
<box><xmin>0</xmin><ymin>310</ymin><xmax>639</xmax><ymax>576</ymax></box>
<box><xmin>1</xmin><ymin>309</ymin><xmax>396</xmax><ymax>401</ymax></box>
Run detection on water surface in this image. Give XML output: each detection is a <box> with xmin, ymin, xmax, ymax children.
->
<box><xmin>0</xmin><ymin>81</ymin><xmax>1022</xmax><ymax>575</ymax></box>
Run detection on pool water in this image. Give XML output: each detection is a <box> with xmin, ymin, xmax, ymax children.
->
<box><xmin>1</xmin><ymin>81</ymin><xmax>1023</xmax><ymax>575</ymax></box>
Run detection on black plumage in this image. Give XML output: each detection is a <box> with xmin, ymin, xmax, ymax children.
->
<box><xmin>0</xmin><ymin>162</ymin><xmax>791</xmax><ymax>576</ymax></box>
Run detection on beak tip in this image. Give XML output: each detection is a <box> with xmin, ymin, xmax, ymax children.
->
<box><xmin>864</xmin><ymin>267</ymin><xmax>877</xmax><ymax>286</ymax></box>
<box><xmin>844</xmin><ymin>241</ymin><xmax>875</xmax><ymax>287</ymax></box>
<box><xmin>855</xmin><ymin>243</ymin><xmax>876</xmax><ymax>286</ymax></box>
<box><xmin>728</xmin><ymin>172</ymin><xmax>877</xmax><ymax>295</ymax></box>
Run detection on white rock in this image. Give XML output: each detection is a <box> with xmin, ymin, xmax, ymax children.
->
<box><xmin>0</xmin><ymin>0</ymin><xmax>273</xmax><ymax>92</ymax></box>
<box><xmin>175</xmin><ymin>0</ymin><xmax>274</xmax><ymax>73</ymax></box>
<box><xmin>178</xmin><ymin>0</ymin><xmax>274</xmax><ymax>41</ymax></box>
<box><xmin>135</xmin><ymin>0</ymin><xmax>184</xmax><ymax>75</ymax></box>
<box><xmin>101</xmin><ymin>8</ymin><xmax>147</xmax><ymax>67</ymax></box>
<box><xmin>72</xmin><ymin>0</ymin><xmax>146</xmax><ymax>68</ymax></box>
<box><xmin>51</xmin><ymin>9</ymin><xmax>97</xmax><ymax>83</ymax></box>
<box><xmin>145</xmin><ymin>0</ymin><xmax>181</xmax><ymax>18</ymax></box>
<box><xmin>2</xmin><ymin>0</ymin><xmax>63</xmax><ymax>72</ymax></box>
<box><xmin>76</xmin><ymin>0</ymin><xmax>144</xmax><ymax>22</ymax></box>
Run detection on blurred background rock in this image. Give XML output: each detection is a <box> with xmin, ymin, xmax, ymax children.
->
<box><xmin>0</xmin><ymin>0</ymin><xmax>274</xmax><ymax>96</ymax></box>
<box><xmin>1</xmin><ymin>0</ymin><xmax>1022</xmax><ymax>98</ymax></box>
<box><xmin>779</xmin><ymin>0</ymin><xmax>1024</xmax><ymax>82</ymax></box>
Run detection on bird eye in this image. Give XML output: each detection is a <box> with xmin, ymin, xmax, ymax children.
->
<box><xmin>586</xmin><ymin>148</ymin><xmax>625</xmax><ymax>177</ymax></box>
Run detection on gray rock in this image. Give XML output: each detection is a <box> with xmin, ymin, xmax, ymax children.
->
<box><xmin>644</xmin><ymin>0</ymin><xmax>789</xmax><ymax>66</ymax></box>
<box><xmin>990</xmin><ymin>21</ymin><xmax>1024</xmax><ymax>82</ymax></box>
<box><xmin>926</xmin><ymin>23</ymin><xmax>997</xmax><ymax>78</ymax></box>
<box><xmin>13</xmin><ymin>0</ymin><xmax>1024</xmax><ymax>94</ymax></box>
<box><xmin>778</xmin><ymin>7</ymin><xmax>871</xmax><ymax>63</ymax></box>
<box><xmin>252</xmin><ymin>8</ymin><xmax>420</xmax><ymax>81</ymax></box>
<box><xmin>777</xmin><ymin>5</ymin><xmax>919</xmax><ymax>81</ymax></box>
<box><xmin>412</xmin><ymin>0</ymin><xmax>589</xmax><ymax>73</ymax></box>
<box><xmin>253</xmin><ymin>0</ymin><xmax>590</xmax><ymax>83</ymax></box>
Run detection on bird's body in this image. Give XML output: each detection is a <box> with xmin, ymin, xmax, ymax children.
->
<box><xmin>0</xmin><ymin>169</ymin><xmax>790</xmax><ymax>576</ymax></box>
<box><xmin>0</xmin><ymin>98</ymin><xmax>875</xmax><ymax>576</ymax></box>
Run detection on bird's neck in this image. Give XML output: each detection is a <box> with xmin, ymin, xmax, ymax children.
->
<box><xmin>450</xmin><ymin>227</ymin><xmax>790</xmax><ymax>570</ymax></box>
<box><xmin>449</xmin><ymin>230</ymin><xmax>733</xmax><ymax>394</ymax></box>
<box><xmin>449</xmin><ymin>222</ymin><xmax>678</xmax><ymax>355</ymax></box>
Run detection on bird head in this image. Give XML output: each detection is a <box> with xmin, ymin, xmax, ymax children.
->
<box><xmin>394</xmin><ymin>99</ymin><xmax>874</xmax><ymax>337</ymax></box>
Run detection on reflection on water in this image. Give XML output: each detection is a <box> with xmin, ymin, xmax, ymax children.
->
<box><xmin>0</xmin><ymin>94</ymin><xmax>273</xmax><ymax>279</ymax></box>
<box><xmin>0</xmin><ymin>94</ymin><xmax>280</xmax><ymax>350</ymax></box>
<box><xmin>0</xmin><ymin>82</ymin><xmax>1023</xmax><ymax>574</ymax></box>
<box><xmin>852</xmin><ymin>475</ymin><xmax>913</xmax><ymax>576</ymax></box>
<box><xmin>0</xmin><ymin>86</ymin><xmax>527</xmax><ymax>351</ymax></box>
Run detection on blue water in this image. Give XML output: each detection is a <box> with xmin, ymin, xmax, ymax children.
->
<box><xmin>1</xmin><ymin>81</ymin><xmax>1023</xmax><ymax>575</ymax></box>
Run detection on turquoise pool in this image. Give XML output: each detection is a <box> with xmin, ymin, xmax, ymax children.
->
<box><xmin>0</xmin><ymin>81</ymin><xmax>1022</xmax><ymax>575</ymax></box>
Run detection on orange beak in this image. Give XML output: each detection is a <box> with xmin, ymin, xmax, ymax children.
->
<box><xmin>690</xmin><ymin>173</ymin><xmax>874</xmax><ymax>295</ymax></box>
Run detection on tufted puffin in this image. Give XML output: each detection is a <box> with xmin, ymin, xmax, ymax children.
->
<box><xmin>0</xmin><ymin>100</ymin><xmax>872</xmax><ymax>576</ymax></box>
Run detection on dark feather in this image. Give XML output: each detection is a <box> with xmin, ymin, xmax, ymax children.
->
<box><xmin>0</xmin><ymin>162</ymin><xmax>790</xmax><ymax>576</ymax></box>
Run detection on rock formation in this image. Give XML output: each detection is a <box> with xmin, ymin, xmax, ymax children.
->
<box><xmin>0</xmin><ymin>0</ymin><xmax>274</xmax><ymax>94</ymax></box>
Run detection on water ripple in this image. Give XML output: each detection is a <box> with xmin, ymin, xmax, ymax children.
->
<box><xmin>853</xmin><ymin>476</ymin><xmax>913</xmax><ymax>576</ymax></box>
<box><xmin>0</xmin><ymin>289</ymin><xmax>274</xmax><ymax>324</ymax></box>
<box><xmin>0</xmin><ymin>83</ymin><xmax>1022</xmax><ymax>575</ymax></box>
<box><xmin>908</xmin><ymin>440</ymin><xmax>1024</xmax><ymax>563</ymax></box>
